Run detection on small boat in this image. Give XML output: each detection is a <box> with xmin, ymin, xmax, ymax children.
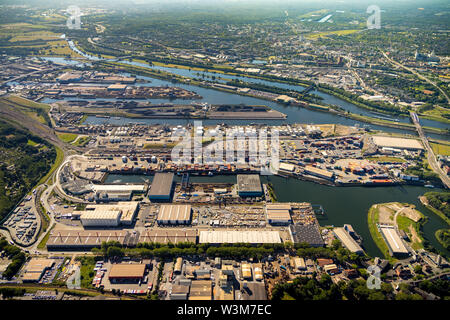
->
<box><xmin>424</xmin><ymin>185</ymin><xmax>435</xmax><ymax>188</ymax></box>
<box><xmin>208</xmin><ymin>171</ymin><xmax>214</xmax><ymax>176</ymax></box>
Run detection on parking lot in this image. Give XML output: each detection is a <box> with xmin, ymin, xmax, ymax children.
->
<box><xmin>3</xmin><ymin>191</ymin><xmax>40</xmax><ymax>245</ymax></box>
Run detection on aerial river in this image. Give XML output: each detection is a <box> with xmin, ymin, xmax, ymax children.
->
<box><xmin>104</xmin><ymin>174</ymin><xmax>449</xmax><ymax>259</ymax></box>
<box><xmin>40</xmin><ymin>40</ymin><xmax>449</xmax><ymax>140</ymax></box>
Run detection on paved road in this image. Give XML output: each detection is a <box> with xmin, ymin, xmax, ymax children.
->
<box><xmin>410</xmin><ymin>111</ymin><xmax>450</xmax><ymax>189</ymax></box>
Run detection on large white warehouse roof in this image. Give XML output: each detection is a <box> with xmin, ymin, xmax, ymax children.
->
<box><xmin>199</xmin><ymin>230</ymin><xmax>281</xmax><ymax>244</ymax></box>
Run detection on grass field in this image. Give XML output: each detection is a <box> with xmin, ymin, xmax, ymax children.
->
<box><xmin>37</xmin><ymin>223</ymin><xmax>55</xmax><ymax>250</ymax></box>
<box><xmin>306</xmin><ymin>29</ymin><xmax>360</xmax><ymax>40</ymax></box>
<box><xmin>366</xmin><ymin>156</ymin><xmax>406</xmax><ymax>163</ymax></box>
<box><xmin>72</xmin><ymin>136</ymin><xmax>91</xmax><ymax>147</ymax></box>
<box><xmin>0</xmin><ymin>22</ymin><xmax>83</xmax><ymax>58</ymax></box>
<box><xmin>56</xmin><ymin>132</ymin><xmax>78</xmax><ymax>143</ymax></box>
<box><xmin>396</xmin><ymin>214</ymin><xmax>425</xmax><ymax>251</ymax></box>
<box><xmin>421</xmin><ymin>107</ymin><xmax>450</xmax><ymax>124</ymax></box>
<box><xmin>27</xmin><ymin>139</ymin><xmax>39</xmax><ymax>147</ymax></box>
<box><xmin>76</xmin><ymin>256</ymin><xmax>97</xmax><ymax>289</ymax></box>
<box><xmin>144</xmin><ymin>142</ymin><xmax>176</xmax><ymax>149</ymax></box>
<box><xmin>367</xmin><ymin>205</ymin><xmax>395</xmax><ymax>262</ymax></box>
<box><xmin>431</xmin><ymin>142</ymin><xmax>450</xmax><ymax>156</ymax></box>
<box><xmin>1</xmin><ymin>95</ymin><xmax>52</xmax><ymax>126</ymax></box>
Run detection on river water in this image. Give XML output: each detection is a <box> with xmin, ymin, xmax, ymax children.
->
<box><xmin>104</xmin><ymin>173</ymin><xmax>449</xmax><ymax>258</ymax></box>
<box><xmin>41</xmin><ymin>42</ymin><xmax>449</xmax><ymax>140</ymax></box>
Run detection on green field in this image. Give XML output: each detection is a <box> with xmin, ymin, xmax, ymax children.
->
<box><xmin>72</xmin><ymin>136</ymin><xmax>91</xmax><ymax>147</ymax></box>
<box><xmin>76</xmin><ymin>256</ymin><xmax>97</xmax><ymax>289</ymax></box>
<box><xmin>0</xmin><ymin>96</ymin><xmax>51</xmax><ymax>127</ymax></box>
<box><xmin>430</xmin><ymin>142</ymin><xmax>450</xmax><ymax>156</ymax></box>
<box><xmin>56</xmin><ymin>132</ymin><xmax>78</xmax><ymax>143</ymax></box>
<box><xmin>37</xmin><ymin>223</ymin><xmax>55</xmax><ymax>250</ymax></box>
<box><xmin>396</xmin><ymin>214</ymin><xmax>425</xmax><ymax>251</ymax></box>
<box><xmin>366</xmin><ymin>156</ymin><xmax>406</xmax><ymax>163</ymax></box>
<box><xmin>367</xmin><ymin>205</ymin><xmax>394</xmax><ymax>261</ymax></box>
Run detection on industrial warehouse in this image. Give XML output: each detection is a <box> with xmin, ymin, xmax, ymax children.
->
<box><xmin>46</xmin><ymin>228</ymin><xmax>287</xmax><ymax>250</ymax></box>
<box><xmin>265</xmin><ymin>203</ymin><xmax>292</xmax><ymax>225</ymax></box>
<box><xmin>333</xmin><ymin>227</ymin><xmax>364</xmax><ymax>255</ymax></box>
<box><xmin>21</xmin><ymin>258</ymin><xmax>55</xmax><ymax>283</ymax></box>
<box><xmin>198</xmin><ymin>230</ymin><xmax>281</xmax><ymax>244</ymax></box>
<box><xmin>236</xmin><ymin>174</ymin><xmax>263</xmax><ymax>197</ymax></box>
<box><xmin>289</xmin><ymin>224</ymin><xmax>325</xmax><ymax>247</ymax></box>
<box><xmin>148</xmin><ymin>172</ymin><xmax>174</xmax><ymax>201</ymax></box>
<box><xmin>156</xmin><ymin>204</ymin><xmax>192</xmax><ymax>225</ymax></box>
<box><xmin>379</xmin><ymin>225</ymin><xmax>410</xmax><ymax>258</ymax></box>
<box><xmin>108</xmin><ymin>264</ymin><xmax>147</xmax><ymax>283</ymax></box>
<box><xmin>46</xmin><ymin>230</ymin><xmax>131</xmax><ymax>250</ymax></box>
<box><xmin>77</xmin><ymin>202</ymin><xmax>140</xmax><ymax>227</ymax></box>
<box><xmin>138</xmin><ymin>229</ymin><xmax>197</xmax><ymax>244</ymax></box>
<box><xmin>371</xmin><ymin>136</ymin><xmax>424</xmax><ymax>151</ymax></box>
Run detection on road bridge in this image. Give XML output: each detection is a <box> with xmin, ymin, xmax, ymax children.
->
<box><xmin>410</xmin><ymin>111</ymin><xmax>450</xmax><ymax>189</ymax></box>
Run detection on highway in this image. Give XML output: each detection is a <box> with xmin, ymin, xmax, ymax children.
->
<box><xmin>410</xmin><ymin>111</ymin><xmax>450</xmax><ymax>189</ymax></box>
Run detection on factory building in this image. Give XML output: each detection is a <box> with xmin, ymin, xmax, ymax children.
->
<box><xmin>189</xmin><ymin>280</ymin><xmax>212</xmax><ymax>300</ymax></box>
<box><xmin>279</xmin><ymin>163</ymin><xmax>295</xmax><ymax>173</ymax></box>
<box><xmin>379</xmin><ymin>225</ymin><xmax>409</xmax><ymax>258</ymax></box>
<box><xmin>46</xmin><ymin>230</ymin><xmax>129</xmax><ymax>250</ymax></box>
<box><xmin>138</xmin><ymin>229</ymin><xmax>197</xmax><ymax>244</ymax></box>
<box><xmin>333</xmin><ymin>227</ymin><xmax>364</xmax><ymax>255</ymax></box>
<box><xmin>80</xmin><ymin>210</ymin><xmax>121</xmax><ymax>227</ymax></box>
<box><xmin>77</xmin><ymin>202</ymin><xmax>139</xmax><ymax>227</ymax></box>
<box><xmin>372</xmin><ymin>136</ymin><xmax>424</xmax><ymax>151</ymax></box>
<box><xmin>56</xmin><ymin>72</ymin><xmax>82</xmax><ymax>83</ymax></box>
<box><xmin>236</xmin><ymin>174</ymin><xmax>263</xmax><ymax>197</ymax></box>
<box><xmin>293</xmin><ymin>257</ymin><xmax>306</xmax><ymax>272</ymax></box>
<box><xmin>265</xmin><ymin>203</ymin><xmax>292</xmax><ymax>225</ymax></box>
<box><xmin>107</xmin><ymin>83</ymin><xmax>127</xmax><ymax>91</ymax></box>
<box><xmin>199</xmin><ymin>230</ymin><xmax>281</xmax><ymax>244</ymax></box>
<box><xmin>289</xmin><ymin>224</ymin><xmax>325</xmax><ymax>247</ymax></box>
<box><xmin>156</xmin><ymin>204</ymin><xmax>192</xmax><ymax>225</ymax></box>
<box><xmin>22</xmin><ymin>258</ymin><xmax>55</xmax><ymax>283</ymax></box>
<box><xmin>148</xmin><ymin>172</ymin><xmax>174</xmax><ymax>201</ymax></box>
<box><xmin>254</xmin><ymin>264</ymin><xmax>263</xmax><ymax>281</ymax></box>
<box><xmin>304</xmin><ymin>166</ymin><xmax>335</xmax><ymax>181</ymax></box>
<box><xmin>241</xmin><ymin>263</ymin><xmax>252</xmax><ymax>280</ymax></box>
<box><xmin>108</xmin><ymin>264</ymin><xmax>146</xmax><ymax>283</ymax></box>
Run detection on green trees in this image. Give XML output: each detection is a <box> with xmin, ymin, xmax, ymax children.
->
<box><xmin>0</xmin><ymin>120</ymin><xmax>56</xmax><ymax>222</ymax></box>
<box><xmin>0</xmin><ymin>288</ymin><xmax>25</xmax><ymax>299</ymax></box>
<box><xmin>272</xmin><ymin>275</ymin><xmax>398</xmax><ymax>301</ymax></box>
<box><xmin>0</xmin><ymin>239</ymin><xmax>27</xmax><ymax>280</ymax></box>
<box><xmin>419</xmin><ymin>279</ymin><xmax>450</xmax><ymax>299</ymax></box>
<box><xmin>425</xmin><ymin>192</ymin><xmax>450</xmax><ymax>219</ymax></box>
<box><xmin>91</xmin><ymin>241</ymin><xmax>289</xmax><ymax>260</ymax></box>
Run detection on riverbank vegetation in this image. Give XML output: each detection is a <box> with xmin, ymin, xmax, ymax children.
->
<box><xmin>423</xmin><ymin>192</ymin><xmax>450</xmax><ymax>224</ymax></box>
<box><xmin>367</xmin><ymin>205</ymin><xmax>394</xmax><ymax>261</ymax></box>
<box><xmin>435</xmin><ymin>229</ymin><xmax>450</xmax><ymax>250</ymax></box>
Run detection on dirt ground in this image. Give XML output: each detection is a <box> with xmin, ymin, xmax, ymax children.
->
<box><xmin>378</xmin><ymin>205</ymin><xmax>395</xmax><ymax>225</ymax></box>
